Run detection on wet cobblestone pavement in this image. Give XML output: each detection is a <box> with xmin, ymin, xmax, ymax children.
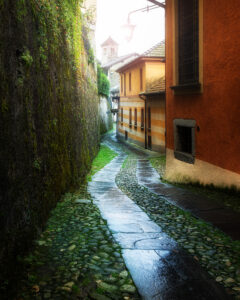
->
<box><xmin>137</xmin><ymin>159</ymin><xmax>240</xmax><ymax>241</ymax></box>
<box><xmin>14</xmin><ymin>132</ymin><xmax>240</xmax><ymax>299</ymax></box>
<box><xmin>112</xmin><ymin>148</ymin><xmax>240</xmax><ymax>299</ymax></box>
<box><xmin>15</xmin><ymin>146</ymin><xmax>140</xmax><ymax>299</ymax></box>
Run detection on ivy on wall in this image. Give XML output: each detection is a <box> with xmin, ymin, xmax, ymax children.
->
<box><xmin>0</xmin><ymin>0</ymin><xmax>100</xmax><ymax>293</ymax></box>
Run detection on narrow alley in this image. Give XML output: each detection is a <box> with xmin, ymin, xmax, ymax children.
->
<box><xmin>1</xmin><ymin>1</ymin><xmax>240</xmax><ymax>299</ymax></box>
<box><xmin>12</xmin><ymin>132</ymin><xmax>239</xmax><ymax>299</ymax></box>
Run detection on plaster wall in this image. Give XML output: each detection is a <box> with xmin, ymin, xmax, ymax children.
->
<box><xmin>165</xmin><ymin>149</ymin><xmax>240</xmax><ymax>189</ymax></box>
<box><xmin>166</xmin><ymin>0</ymin><xmax>240</xmax><ymax>186</ymax></box>
<box><xmin>146</xmin><ymin>61</ymin><xmax>165</xmax><ymax>83</ymax></box>
<box><xmin>120</xmin><ymin>62</ymin><xmax>146</xmax><ymax>96</ymax></box>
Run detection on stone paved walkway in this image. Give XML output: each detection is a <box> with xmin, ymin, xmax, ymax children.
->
<box><xmin>88</xmin><ymin>135</ymin><xmax>230</xmax><ymax>300</ymax></box>
<box><xmin>136</xmin><ymin>159</ymin><xmax>240</xmax><ymax>241</ymax></box>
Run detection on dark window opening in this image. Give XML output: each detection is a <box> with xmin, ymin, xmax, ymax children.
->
<box><xmin>129</xmin><ymin>108</ymin><xmax>132</xmax><ymax>127</ymax></box>
<box><xmin>125</xmin><ymin>130</ymin><xmax>128</xmax><ymax>140</ymax></box>
<box><xmin>121</xmin><ymin>108</ymin><xmax>123</xmax><ymax>123</ymax></box>
<box><xmin>174</xmin><ymin>119</ymin><xmax>196</xmax><ymax>164</ymax></box>
<box><xmin>176</xmin><ymin>126</ymin><xmax>192</xmax><ymax>154</ymax></box>
<box><xmin>121</xmin><ymin>75</ymin><xmax>123</xmax><ymax>93</ymax></box>
<box><xmin>141</xmin><ymin>108</ymin><xmax>144</xmax><ymax>130</ymax></box>
<box><xmin>178</xmin><ymin>0</ymin><xmax>199</xmax><ymax>85</ymax></box>
<box><xmin>134</xmin><ymin>108</ymin><xmax>137</xmax><ymax>128</ymax></box>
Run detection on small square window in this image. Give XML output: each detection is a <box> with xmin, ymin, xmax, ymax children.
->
<box><xmin>174</xmin><ymin>119</ymin><xmax>196</xmax><ymax>164</ymax></box>
<box><xmin>176</xmin><ymin>126</ymin><xmax>192</xmax><ymax>154</ymax></box>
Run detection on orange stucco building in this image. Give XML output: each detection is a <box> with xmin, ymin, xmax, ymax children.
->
<box><xmin>165</xmin><ymin>0</ymin><xmax>240</xmax><ymax>188</ymax></box>
<box><xmin>117</xmin><ymin>42</ymin><xmax>166</xmax><ymax>152</ymax></box>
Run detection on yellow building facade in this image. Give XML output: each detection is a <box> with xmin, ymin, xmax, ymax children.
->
<box><xmin>117</xmin><ymin>42</ymin><xmax>165</xmax><ymax>152</ymax></box>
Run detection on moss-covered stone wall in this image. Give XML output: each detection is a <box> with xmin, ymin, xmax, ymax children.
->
<box><xmin>0</xmin><ymin>0</ymin><xmax>99</xmax><ymax>284</ymax></box>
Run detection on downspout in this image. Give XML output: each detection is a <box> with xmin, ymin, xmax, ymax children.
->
<box><xmin>139</xmin><ymin>93</ymin><xmax>147</xmax><ymax>149</ymax></box>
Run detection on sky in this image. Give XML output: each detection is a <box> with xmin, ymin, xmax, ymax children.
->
<box><xmin>95</xmin><ymin>0</ymin><xmax>165</xmax><ymax>60</ymax></box>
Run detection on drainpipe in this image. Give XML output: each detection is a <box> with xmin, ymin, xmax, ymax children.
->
<box><xmin>139</xmin><ymin>93</ymin><xmax>147</xmax><ymax>149</ymax></box>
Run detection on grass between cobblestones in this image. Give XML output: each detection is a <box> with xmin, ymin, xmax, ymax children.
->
<box><xmin>116</xmin><ymin>155</ymin><xmax>240</xmax><ymax>299</ymax></box>
<box><xmin>13</xmin><ymin>145</ymin><xmax>140</xmax><ymax>300</ymax></box>
<box><xmin>87</xmin><ymin>145</ymin><xmax>118</xmax><ymax>182</ymax></box>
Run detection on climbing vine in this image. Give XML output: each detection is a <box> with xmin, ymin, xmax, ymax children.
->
<box><xmin>0</xmin><ymin>0</ymin><xmax>100</xmax><ymax>296</ymax></box>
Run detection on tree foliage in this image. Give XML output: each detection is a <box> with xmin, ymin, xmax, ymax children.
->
<box><xmin>97</xmin><ymin>64</ymin><xmax>110</xmax><ymax>97</ymax></box>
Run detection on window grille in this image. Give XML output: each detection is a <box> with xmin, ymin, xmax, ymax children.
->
<box><xmin>178</xmin><ymin>0</ymin><xmax>199</xmax><ymax>85</ymax></box>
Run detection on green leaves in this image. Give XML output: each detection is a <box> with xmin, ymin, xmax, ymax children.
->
<box><xmin>97</xmin><ymin>65</ymin><xmax>110</xmax><ymax>97</ymax></box>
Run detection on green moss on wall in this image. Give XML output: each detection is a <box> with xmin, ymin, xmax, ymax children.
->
<box><xmin>0</xmin><ymin>0</ymin><xmax>100</xmax><ymax>293</ymax></box>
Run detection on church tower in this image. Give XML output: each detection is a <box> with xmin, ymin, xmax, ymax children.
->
<box><xmin>101</xmin><ymin>37</ymin><xmax>119</xmax><ymax>64</ymax></box>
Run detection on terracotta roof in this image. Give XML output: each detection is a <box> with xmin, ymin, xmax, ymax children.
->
<box><xmin>116</xmin><ymin>41</ymin><xmax>165</xmax><ymax>72</ymax></box>
<box><xmin>142</xmin><ymin>41</ymin><xmax>165</xmax><ymax>57</ymax></box>
<box><xmin>101</xmin><ymin>36</ymin><xmax>118</xmax><ymax>47</ymax></box>
<box><xmin>145</xmin><ymin>76</ymin><xmax>165</xmax><ymax>94</ymax></box>
<box><xmin>102</xmin><ymin>53</ymin><xmax>139</xmax><ymax>69</ymax></box>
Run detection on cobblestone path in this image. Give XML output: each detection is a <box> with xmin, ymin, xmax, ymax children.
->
<box><xmin>89</xmin><ymin>134</ymin><xmax>232</xmax><ymax>300</ymax></box>
<box><xmin>14</xmin><ymin>132</ymin><xmax>239</xmax><ymax>300</ymax></box>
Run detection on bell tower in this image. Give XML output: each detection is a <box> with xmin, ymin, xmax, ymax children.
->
<box><xmin>101</xmin><ymin>36</ymin><xmax>118</xmax><ymax>64</ymax></box>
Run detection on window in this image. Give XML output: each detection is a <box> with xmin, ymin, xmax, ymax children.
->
<box><xmin>141</xmin><ymin>108</ymin><xmax>144</xmax><ymax>130</ymax></box>
<box><xmin>121</xmin><ymin>75</ymin><xmax>123</xmax><ymax>93</ymax></box>
<box><xmin>134</xmin><ymin>108</ymin><xmax>137</xmax><ymax>128</ymax></box>
<box><xmin>176</xmin><ymin>126</ymin><xmax>192</xmax><ymax>153</ymax></box>
<box><xmin>129</xmin><ymin>72</ymin><xmax>131</xmax><ymax>92</ymax></box>
<box><xmin>174</xmin><ymin>119</ymin><xmax>196</xmax><ymax>164</ymax></box>
<box><xmin>178</xmin><ymin>0</ymin><xmax>199</xmax><ymax>85</ymax></box>
<box><xmin>121</xmin><ymin>108</ymin><xmax>123</xmax><ymax>123</ymax></box>
<box><xmin>140</xmin><ymin>68</ymin><xmax>143</xmax><ymax>91</ymax></box>
<box><xmin>129</xmin><ymin>108</ymin><xmax>132</xmax><ymax>127</ymax></box>
<box><xmin>148</xmin><ymin>107</ymin><xmax>151</xmax><ymax>131</ymax></box>
<box><xmin>124</xmin><ymin>73</ymin><xmax>126</xmax><ymax>96</ymax></box>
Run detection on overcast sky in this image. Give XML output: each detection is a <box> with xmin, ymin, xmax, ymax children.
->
<box><xmin>95</xmin><ymin>0</ymin><xmax>165</xmax><ymax>60</ymax></box>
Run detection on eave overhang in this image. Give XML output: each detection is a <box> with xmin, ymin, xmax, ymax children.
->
<box><xmin>116</xmin><ymin>56</ymin><xmax>165</xmax><ymax>73</ymax></box>
<box><xmin>139</xmin><ymin>91</ymin><xmax>165</xmax><ymax>97</ymax></box>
